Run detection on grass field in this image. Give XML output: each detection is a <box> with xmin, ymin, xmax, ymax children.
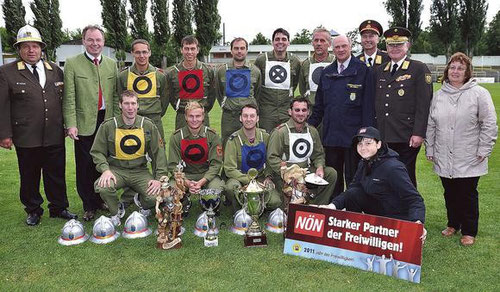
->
<box><xmin>0</xmin><ymin>84</ymin><xmax>499</xmax><ymax>291</ymax></box>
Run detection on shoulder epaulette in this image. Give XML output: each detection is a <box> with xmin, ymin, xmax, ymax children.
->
<box><xmin>401</xmin><ymin>60</ymin><xmax>410</xmax><ymax>70</ymax></box>
<box><xmin>383</xmin><ymin>62</ymin><xmax>391</xmax><ymax>71</ymax></box>
<box><xmin>101</xmin><ymin>117</ymin><xmax>115</xmax><ymax>124</ymax></box>
<box><xmin>228</xmin><ymin>131</ymin><xmax>239</xmax><ymax>140</ymax></box>
<box><xmin>17</xmin><ymin>61</ymin><xmax>25</xmax><ymax>70</ymax></box>
<box><xmin>156</xmin><ymin>67</ymin><xmax>165</xmax><ymax>74</ymax></box>
<box><xmin>120</xmin><ymin>66</ymin><xmax>129</xmax><ymax>72</ymax></box>
<box><xmin>207</xmin><ymin>127</ymin><xmax>217</xmax><ymax>134</ymax></box>
<box><xmin>173</xmin><ymin>128</ymin><xmax>182</xmax><ymax>135</ymax></box>
<box><xmin>43</xmin><ymin>61</ymin><xmax>53</xmax><ymax>70</ymax></box>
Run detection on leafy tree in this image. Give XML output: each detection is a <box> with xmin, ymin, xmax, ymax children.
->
<box><xmin>129</xmin><ymin>0</ymin><xmax>149</xmax><ymax>41</ymax></box>
<box><xmin>2</xmin><ymin>0</ymin><xmax>26</xmax><ymax>50</ymax></box>
<box><xmin>458</xmin><ymin>0</ymin><xmax>488</xmax><ymax>57</ymax></box>
<box><xmin>483</xmin><ymin>9</ymin><xmax>499</xmax><ymax>55</ymax></box>
<box><xmin>151</xmin><ymin>0</ymin><xmax>174</xmax><ymax>68</ymax></box>
<box><xmin>31</xmin><ymin>0</ymin><xmax>65</xmax><ymax>61</ymax></box>
<box><xmin>250</xmin><ymin>32</ymin><xmax>270</xmax><ymax>45</ymax></box>
<box><xmin>101</xmin><ymin>0</ymin><xmax>128</xmax><ymax>67</ymax></box>
<box><xmin>346</xmin><ymin>28</ymin><xmax>361</xmax><ymax>52</ymax></box>
<box><xmin>407</xmin><ymin>0</ymin><xmax>422</xmax><ymax>40</ymax></box>
<box><xmin>384</xmin><ymin>0</ymin><xmax>423</xmax><ymax>40</ymax></box>
<box><xmin>291</xmin><ymin>29</ymin><xmax>312</xmax><ymax>44</ymax></box>
<box><xmin>429</xmin><ymin>0</ymin><xmax>458</xmax><ymax>60</ymax></box>
<box><xmin>192</xmin><ymin>0</ymin><xmax>221</xmax><ymax>61</ymax></box>
<box><xmin>171</xmin><ymin>0</ymin><xmax>193</xmax><ymax>55</ymax></box>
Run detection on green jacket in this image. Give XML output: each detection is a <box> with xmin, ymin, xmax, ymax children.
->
<box><xmin>215</xmin><ymin>60</ymin><xmax>261</xmax><ymax>111</ymax></box>
<box><xmin>118</xmin><ymin>63</ymin><xmax>168</xmax><ymax>117</ymax></box>
<box><xmin>166</xmin><ymin>59</ymin><xmax>215</xmax><ymax>113</ymax></box>
<box><xmin>63</xmin><ymin>53</ymin><xmax>119</xmax><ymax>135</ymax></box>
<box><xmin>90</xmin><ymin>115</ymin><xmax>168</xmax><ymax>180</ymax></box>
<box><xmin>168</xmin><ymin>125</ymin><xmax>222</xmax><ymax>182</ymax></box>
<box><xmin>254</xmin><ymin>51</ymin><xmax>301</xmax><ymax>119</ymax></box>
<box><xmin>267</xmin><ymin>119</ymin><xmax>325</xmax><ymax>174</ymax></box>
<box><xmin>224</xmin><ymin>127</ymin><xmax>271</xmax><ymax>185</ymax></box>
<box><xmin>298</xmin><ymin>53</ymin><xmax>335</xmax><ymax>105</ymax></box>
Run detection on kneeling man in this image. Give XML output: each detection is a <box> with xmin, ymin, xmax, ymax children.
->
<box><xmin>91</xmin><ymin>90</ymin><xmax>168</xmax><ymax>225</ymax></box>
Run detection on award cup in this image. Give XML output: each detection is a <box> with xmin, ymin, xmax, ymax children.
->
<box><xmin>199</xmin><ymin>188</ymin><xmax>222</xmax><ymax>247</ymax></box>
<box><xmin>236</xmin><ymin>168</ymin><xmax>271</xmax><ymax>247</ymax></box>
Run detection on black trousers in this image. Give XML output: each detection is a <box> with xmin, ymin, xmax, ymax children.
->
<box><xmin>15</xmin><ymin>144</ymin><xmax>69</xmax><ymax>215</ymax></box>
<box><xmin>440</xmin><ymin>176</ymin><xmax>480</xmax><ymax>237</ymax></box>
<box><xmin>74</xmin><ymin>110</ymin><xmax>105</xmax><ymax>212</ymax></box>
<box><xmin>324</xmin><ymin>146</ymin><xmax>360</xmax><ymax>199</ymax></box>
<box><xmin>388</xmin><ymin>143</ymin><xmax>420</xmax><ymax>188</ymax></box>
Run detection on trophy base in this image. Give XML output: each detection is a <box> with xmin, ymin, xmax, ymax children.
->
<box><xmin>244</xmin><ymin>234</ymin><xmax>267</xmax><ymax>247</ymax></box>
<box><xmin>157</xmin><ymin>237</ymin><xmax>182</xmax><ymax>250</ymax></box>
<box><xmin>204</xmin><ymin>237</ymin><xmax>218</xmax><ymax>247</ymax></box>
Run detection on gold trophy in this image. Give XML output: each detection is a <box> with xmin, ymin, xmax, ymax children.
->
<box><xmin>236</xmin><ymin>168</ymin><xmax>271</xmax><ymax>247</ymax></box>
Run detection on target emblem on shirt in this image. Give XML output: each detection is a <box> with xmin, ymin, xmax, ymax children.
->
<box><xmin>120</xmin><ymin>135</ymin><xmax>142</xmax><ymax>154</ymax></box>
<box><xmin>132</xmin><ymin>76</ymin><xmax>153</xmax><ymax>95</ymax></box>
<box><xmin>292</xmin><ymin>138</ymin><xmax>311</xmax><ymax>158</ymax></box>
<box><xmin>246</xmin><ymin>149</ymin><xmax>265</xmax><ymax>169</ymax></box>
<box><xmin>311</xmin><ymin>66</ymin><xmax>325</xmax><ymax>85</ymax></box>
<box><xmin>269</xmin><ymin>65</ymin><xmax>287</xmax><ymax>84</ymax></box>
<box><xmin>182</xmin><ymin>74</ymin><xmax>201</xmax><ymax>93</ymax></box>
<box><xmin>228</xmin><ymin>73</ymin><xmax>249</xmax><ymax>92</ymax></box>
<box><xmin>183</xmin><ymin>144</ymin><xmax>206</xmax><ymax>162</ymax></box>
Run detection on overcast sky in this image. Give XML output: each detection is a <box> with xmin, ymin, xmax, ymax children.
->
<box><xmin>1</xmin><ymin>0</ymin><xmax>498</xmax><ymax>43</ymax></box>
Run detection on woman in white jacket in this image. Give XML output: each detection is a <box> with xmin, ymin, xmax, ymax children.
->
<box><xmin>425</xmin><ymin>52</ymin><xmax>497</xmax><ymax>246</ymax></box>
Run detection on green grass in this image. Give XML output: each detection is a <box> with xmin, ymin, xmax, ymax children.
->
<box><xmin>0</xmin><ymin>84</ymin><xmax>499</xmax><ymax>291</ymax></box>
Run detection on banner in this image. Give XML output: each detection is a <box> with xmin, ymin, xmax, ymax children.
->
<box><xmin>284</xmin><ymin>204</ymin><xmax>423</xmax><ymax>283</ymax></box>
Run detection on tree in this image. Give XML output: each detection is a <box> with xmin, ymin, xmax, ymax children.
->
<box><xmin>151</xmin><ymin>0</ymin><xmax>174</xmax><ymax>68</ymax></box>
<box><xmin>483</xmin><ymin>10</ymin><xmax>500</xmax><ymax>55</ymax></box>
<box><xmin>291</xmin><ymin>29</ymin><xmax>312</xmax><ymax>44</ymax></box>
<box><xmin>384</xmin><ymin>0</ymin><xmax>424</xmax><ymax>40</ymax></box>
<box><xmin>101</xmin><ymin>0</ymin><xmax>128</xmax><ymax>66</ymax></box>
<box><xmin>129</xmin><ymin>0</ymin><xmax>149</xmax><ymax>41</ymax></box>
<box><xmin>250</xmin><ymin>32</ymin><xmax>270</xmax><ymax>45</ymax></box>
<box><xmin>457</xmin><ymin>0</ymin><xmax>488</xmax><ymax>57</ymax></box>
<box><xmin>171</xmin><ymin>0</ymin><xmax>193</xmax><ymax>54</ymax></box>
<box><xmin>2</xmin><ymin>0</ymin><xmax>26</xmax><ymax>50</ymax></box>
<box><xmin>429</xmin><ymin>0</ymin><xmax>458</xmax><ymax>60</ymax></box>
<box><xmin>30</xmin><ymin>0</ymin><xmax>65</xmax><ymax>61</ymax></box>
<box><xmin>192</xmin><ymin>0</ymin><xmax>221</xmax><ymax>61</ymax></box>
<box><xmin>346</xmin><ymin>28</ymin><xmax>361</xmax><ymax>53</ymax></box>
<box><xmin>407</xmin><ymin>0</ymin><xmax>423</xmax><ymax>40</ymax></box>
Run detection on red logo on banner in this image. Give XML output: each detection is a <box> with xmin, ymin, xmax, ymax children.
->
<box><xmin>178</xmin><ymin>70</ymin><xmax>204</xmax><ymax>99</ymax></box>
<box><xmin>294</xmin><ymin>211</ymin><xmax>325</xmax><ymax>237</ymax></box>
<box><xmin>180</xmin><ymin>137</ymin><xmax>208</xmax><ymax>164</ymax></box>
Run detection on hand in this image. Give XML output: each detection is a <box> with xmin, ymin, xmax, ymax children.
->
<box><xmin>190</xmin><ymin>178</ymin><xmax>208</xmax><ymax>194</ymax></box>
<box><xmin>319</xmin><ymin>203</ymin><xmax>337</xmax><ymax>210</ymax></box>
<box><xmin>426</xmin><ymin>156</ymin><xmax>433</xmax><ymax>161</ymax></box>
<box><xmin>0</xmin><ymin>138</ymin><xmax>13</xmax><ymax>150</ymax></box>
<box><xmin>409</xmin><ymin>135</ymin><xmax>424</xmax><ymax>148</ymax></box>
<box><xmin>315</xmin><ymin>166</ymin><xmax>324</xmax><ymax>178</ymax></box>
<box><xmin>98</xmin><ymin>170</ymin><xmax>116</xmax><ymax>188</ymax></box>
<box><xmin>416</xmin><ymin>220</ymin><xmax>427</xmax><ymax>244</ymax></box>
<box><xmin>477</xmin><ymin>156</ymin><xmax>486</xmax><ymax>162</ymax></box>
<box><xmin>67</xmin><ymin>127</ymin><xmax>79</xmax><ymax>140</ymax></box>
<box><xmin>147</xmin><ymin>180</ymin><xmax>162</xmax><ymax>196</ymax></box>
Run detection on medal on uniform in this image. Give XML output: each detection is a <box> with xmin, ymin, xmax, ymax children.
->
<box><xmin>178</xmin><ymin>70</ymin><xmax>204</xmax><ymax>99</ymax></box>
<box><xmin>398</xmin><ymin>89</ymin><xmax>405</xmax><ymax>96</ymax></box>
<box><xmin>350</xmin><ymin>92</ymin><xmax>356</xmax><ymax>101</ymax></box>
<box><xmin>115</xmin><ymin>128</ymin><xmax>146</xmax><ymax>160</ymax></box>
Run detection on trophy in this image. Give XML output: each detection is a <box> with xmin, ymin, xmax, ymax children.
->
<box><xmin>198</xmin><ymin>188</ymin><xmax>222</xmax><ymax>247</ymax></box>
<box><xmin>155</xmin><ymin>164</ymin><xmax>186</xmax><ymax>250</ymax></box>
<box><xmin>236</xmin><ymin>168</ymin><xmax>271</xmax><ymax>247</ymax></box>
<box><xmin>280</xmin><ymin>163</ymin><xmax>311</xmax><ymax>212</ymax></box>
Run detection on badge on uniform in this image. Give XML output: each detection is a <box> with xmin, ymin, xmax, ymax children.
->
<box><xmin>178</xmin><ymin>70</ymin><xmax>204</xmax><ymax>99</ymax></box>
<box><xmin>425</xmin><ymin>73</ymin><xmax>432</xmax><ymax>84</ymax></box>
<box><xmin>225</xmin><ymin>69</ymin><xmax>250</xmax><ymax>98</ymax></box>
<box><xmin>398</xmin><ymin>89</ymin><xmax>405</xmax><ymax>96</ymax></box>
<box><xmin>350</xmin><ymin>92</ymin><xmax>356</xmax><ymax>101</ymax></box>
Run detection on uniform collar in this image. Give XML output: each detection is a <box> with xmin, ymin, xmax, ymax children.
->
<box><xmin>85</xmin><ymin>51</ymin><xmax>102</xmax><ymax>64</ymax></box>
<box><xmin>181</xmin><ymin>125</ymin><xmax>208</xmax><ymax>138</ymax></box>
<box><xmin>178</xmin><ymin>59</ymin><xmax>201</xmax><ymax>70</ymax></box>
<box><xmin>229</xmin><ymin>60</ymin><xmax>250</xmax><ymax>69</ymax></box>
<box><xmin>130</xmin><ymin>63</ymin><xmax>155</xmax><ymax>74</ymax></box>
<box><xmin>312</xmin><ymin>53</ymin><xmax>334</xmax><ymax>63</ymax></box>
<box><xmin>286</xmin><ymin>119</ymin><xmax>309</xmax><ymax>132</ymax></box>
<box><xmin>116</xmin><ymin>115</ymin><xmax>142</xmax><ymax>128</ymax></box>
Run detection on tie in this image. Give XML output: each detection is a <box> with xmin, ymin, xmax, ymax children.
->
<box><xmin>94</xmin><ymin>58</ymin><xmax>104</xmax><ymax>110</ymax></box>
<box><xmin>391</xmin><ymin>63</ymin><xmax>398</xmax><ymax>76</ymax></box>
<box><xmin>339</xmin><ymin>63</ymin><xmax>345</xmax><ymax>73</ymax></box>
<box><xmin>368</xmin><ymin>57</ymin><xmax>373</xmax><ymax>67</ymax></box>
<box><xmin>31</xmin><ymin>64</ymin><xmax>40</xmax><ymax>82</ymax></box>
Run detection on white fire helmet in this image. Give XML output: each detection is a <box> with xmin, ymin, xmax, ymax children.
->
<box><xmin>90</xmin><ymin>216</ymin><xmax>120</xmax><ymax>244</ymax></box>
<box><xmin>230</xmin><ymin>208</ymin><xmax>252</xmax><ymax>235</ymax></box>
<box><xmin>122</xmin><ymin>211</ymin><xmax>152</xmax><ymax>239</ymax></box>
<box><xmin>14</xmin><ymin>25</ymin><xmax>46</xmax><ymax>49</ymax></box>
<box><xmin>266</xmin><ymin>208</ymin><xmax>287</xmax><ymax>233</ymax></box>
<box><xmin>58</xmin><ymin>219</ymin><xmax>89</xmax><ymax>246</ymax></box>
<box><xmin>193</xmin><ymin>211</ymin><xmax>219</xmax><ymax>237</ymax></box>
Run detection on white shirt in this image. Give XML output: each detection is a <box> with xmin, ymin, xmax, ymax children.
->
<box><xmin>337</xmin><ymin>56</ymin><xmax>352</xmax><ymax>74</ymax></box>
<box><xmin>85</xmin><ymin>51</ymin><xmax>102</xmax><ymax>63</ymax></box>
<box><xmin>364</xmin><ymin>51</ymin><xmax>377</xmax><ymax>66</ymax></box>
<box><xmin>25</xmin><ymin>60</ymin><xmax>46</xmax><ymax>88</ymax></box>
<box><xmin>390</xmin><ymin>57</ymin><xmax>406</xmax><ymax>73</ymax></box>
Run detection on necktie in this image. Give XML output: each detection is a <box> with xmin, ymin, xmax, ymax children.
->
<box><xmin>368</xmin><ymin>57</ymin><xmax>373</xmax><ymax>67</ymax></box>
<box><xmin>339</xmin><ymin>63</ymin><xmax>345</xmax><ymax>73</ymax></box>
<box><xmin>391</xmin><ymin>63</ymin><xmax>398</xmax><ymax>76</ymax></box>
<box><xmin>94</xmin><ymin>58</ymin><xmax>103</xmax><ymax>110</ymax></box>
<box><xmin>32</xmin><ymin>64</ymin><xmax>40</xmax><ymax>82</ymax></box>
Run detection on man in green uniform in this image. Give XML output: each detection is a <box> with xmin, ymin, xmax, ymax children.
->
<box><xmin>254</xmin><ymin>28</ymin><xmax>301</xmax><ymax>133</ymax></box>
<box><xmin>90</xmin><ymin>90</ymin><xmax>168</xmax><ymax>225</ymax></box>
<box><xmin>167</xmin><ymin>101</ymin><xmax>224</xmax><ymax>215</ymax></box>
<box><xmin>268</xmin><ymin>97</ymin><xmax>336</xmax><ymax>205</ymax></box>
<box><xmin>357</xmin><ymin>20</ymin><xmax>390</xmax><ymax>68</ymax></box>
<box><xmin>298</xmin><ymin>27</ymin><xmax>334</xmax><ymax>105</ymax></box>
<box><xmin>224</xmin><ymin>104</ymin><xmax>281</xmax><ymax>213</ymax></box>
<box><xmin>165</xmin><ymin>35</ymin><xmax>216</xmax><ymax>129</ymax></box>
<box><xmin>215</xmin><ymin>37</ymin><xmax>261</xmax><ymax>146</ymax></box>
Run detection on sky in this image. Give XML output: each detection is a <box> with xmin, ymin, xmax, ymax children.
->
<box><xmin>1</xmin><ymin>0</ymin><xmax>499</xmax><ymax>43</ymax></box>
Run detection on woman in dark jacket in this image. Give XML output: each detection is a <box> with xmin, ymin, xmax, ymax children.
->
<box><xmin>323</xmin><ymin>126</ymin><xmax>426</xmax><ymax>225</ymax></box>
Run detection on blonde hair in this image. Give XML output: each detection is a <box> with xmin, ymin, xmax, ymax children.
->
<box><xmin>184</xmin><ymin>101</ymin><xmax>205</xmax><ymax>114</ymax></box>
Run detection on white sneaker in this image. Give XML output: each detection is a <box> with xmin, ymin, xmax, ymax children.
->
<box><xmin>111</xmin><ymin>214</ymin><xmax>121</xmax><ymax>226</ymax></box>
<box><xmin>139</xmin><ymin>208</ymin><xmax>151</xmax><ymax>217</ymax></box>
<box><xmin>117</xmin><ymin>202</ymin><xmax>126</xmax><ymax>219</ymax></box>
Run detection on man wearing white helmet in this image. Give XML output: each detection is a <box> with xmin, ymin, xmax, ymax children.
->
<box><xmin>0</xmin><ymin>25</ymin><xmax>77</xmax><ymax>225</ymax></box>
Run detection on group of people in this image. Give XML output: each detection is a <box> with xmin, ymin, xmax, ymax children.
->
<box><xmin>0</xmin><ymin>19</ymin><xmax>496</xmax><ymax>247</ymax></box>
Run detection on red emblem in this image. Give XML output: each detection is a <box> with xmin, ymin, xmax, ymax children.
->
<box><xmin>178</xmin><ymin>70</ymin><xmax>204</xmax><ymax>99</ymax></box>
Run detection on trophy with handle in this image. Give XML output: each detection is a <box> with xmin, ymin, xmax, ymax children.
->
<box><xmin>199</xmin><ymin>188</ymin><xmax>222</xmax><ymax>247</ymax></box>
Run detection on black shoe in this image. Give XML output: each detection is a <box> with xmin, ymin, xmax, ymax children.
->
<box><xmin>50</xmin><ymin>209</ymin><xmax>78</xmax><ymax>220</ymax></box>
<box><xmin>83</xmin><ymin>210</ymin><xmax>96</xmax><ymax>221</ymax></box>
<box><xmin>26</xmin><ymin>213</ymin><xmax>41</xmax><ymax>226</ymax></box>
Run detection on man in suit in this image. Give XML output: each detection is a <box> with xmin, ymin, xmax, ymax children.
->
<box><xmin>374</xmin><ymin>27</ymin><xmax>433</xmax><ymax>187</ymax></box>
<box><xmin>356</xmin><ymin>20</ymin><xmax>390</xmax><ymax>68</ymax></box>
<box><xmin>63</xmin><ymin>25</ymin><xmax>119</xmax><ymax>221</ymax></box>
<box><xmin>0</xmin><ymin>25</ymin><xmax>77</xmax><ymax>225</ymax></box>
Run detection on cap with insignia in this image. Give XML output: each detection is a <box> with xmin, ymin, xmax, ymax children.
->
<box><xmin>359</xmin><ymin>20</ymin><xmax>383</xmax><ymax>36</ymax></box>
<box><xmin>384</xmin><ymin>27</ymin><xmax>412</xmax><ymax>45</ymax></box>
<box><xmin>14</xmin><ymin>25</ymin><xmax>46</xmax><ymax>49</ymax></box>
